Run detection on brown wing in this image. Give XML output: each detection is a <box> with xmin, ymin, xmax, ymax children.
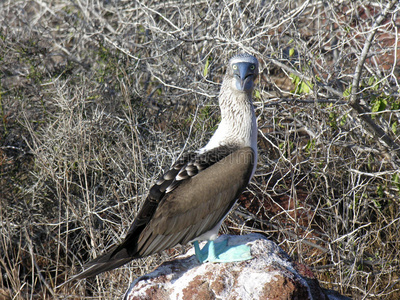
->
<box><xmin>117</xmin><ymin>145</ymin><xmax>238</xmax><ymax>256</ymax></box>
<box><xmin>73</xmin><ymin>146</ymin><xmax>254</xmax><ymax>279</ymax></box>
<box><xmin>135</xmin><ymin>146</ymin><xmax>255</xmax><ymax>256</ymax></box>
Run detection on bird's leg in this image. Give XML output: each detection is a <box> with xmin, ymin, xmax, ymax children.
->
<box><xmin>193</xmin><ymin>240</ymin><xmax>217</xmax><ymax>263</ymax></box>
<box><xmin>207</xmin><ymin>240</ymin><xmax>217</xmax><ymax>261</ymax></box>
<box><xmin>193</xmin><ymin>237</ymin><xmax>252</xmax><ymax>263</ymax></box>
<box><xmin>193</xmin><ymin>240</ymin><xmax>204</xmax><ymax>262</ymax></box>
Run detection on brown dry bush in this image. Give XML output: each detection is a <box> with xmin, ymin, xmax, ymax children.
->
<box><xmin>0</xmin><ymin>0</ymin><xmax>399</xmax><ymax>299</ymax></box>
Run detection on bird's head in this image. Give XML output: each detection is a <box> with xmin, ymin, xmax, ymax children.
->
<box><xmin>227</xmin><ymin>53</ymin><xmax>259</xmax><ymax>93</ymax></box>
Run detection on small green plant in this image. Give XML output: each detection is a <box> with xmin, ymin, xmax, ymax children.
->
<box><xmin>328</xmin><ymin>111</ymin><xmax>338</xmax><ymax>129</ymax></box>
<box><xmin>391</xmin><ymin>122</ymin><xmax>398</xmax><ymax>135</ymax></box>
<box><xmin>305</xmin><ymin>139</ymin><xmax>315</xmax><ymax>154</ymax></box>
<box><xmin>371</xmin><ymin>96</ymin><xmax>388</xmax><ymax>118</ymax></box>
<box><xmin>289</xmin><ymin>47</ymin><xmax>295</xmax><ymax>57</ymax></box>
<box><xmin>203</xmin><ymin>56</ymin><xmax>212</xmax><ymax>77</ymax></box>
<box><xmin>392</xmin><ymin>173</ymin><xmax>400</xmax><ymax>194</ymax></box>
<box><xmin>254</xmin><ymin>89</ymin><xmax>261</xmax><ymax>100</ymax></box>
<box><xmin>290</xmin><ymin>73</ymin><xmax>313</xmax><ymax>95</ymax></box>
<box><xmin>343</xmin><ymin>85</ymin><xmax>352</xmax><ymax>98</ymax></box>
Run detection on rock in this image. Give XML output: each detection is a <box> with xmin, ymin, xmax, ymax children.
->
<box><xmin>124</xmin><ymin>234</ymin><xmax>348</xmax><ymax>300</ymax></box>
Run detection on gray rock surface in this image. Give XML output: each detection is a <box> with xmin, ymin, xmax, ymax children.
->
<box><xmin>124</xmin><ymin>234</ymin><xmax>349</xmax><ymax>300</ymax></box>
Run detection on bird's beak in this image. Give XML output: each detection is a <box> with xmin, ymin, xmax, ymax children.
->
<box><xmin>233</xmin><ymin>63</ymin><xmax>256</xmax><ymax>92</ymax></box>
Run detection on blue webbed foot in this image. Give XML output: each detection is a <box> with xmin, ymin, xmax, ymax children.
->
<box><xmin>193</xmin><ymin>237</ymin><xmax>252</xmax><ymax>263</ymax></box>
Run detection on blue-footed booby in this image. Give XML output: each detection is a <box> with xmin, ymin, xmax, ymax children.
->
<box><xmin>72</xmin><ymin>53</ymin><xmax>259</xmax><ymax>280</ymax></box>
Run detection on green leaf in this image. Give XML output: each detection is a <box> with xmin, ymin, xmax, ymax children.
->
<box><xmin>393</xmin><ymin>173</ymin><xmax>399</xmax><ymax>185</ymax></box>
<box><xmin>300</xmin><ymin>80</ymin><xmax>312</xmax><ymax>94</ymax></box>
<box><xmin>391</xmin><ymin>121</ymin><xmax>397</xmax><ymax>135</ymax></box>
<box><xmin>343</xmin><ymin>85</ymin><xmax>352</xmax><ymax>98</ymax></box>
<box><xmin>368</xmin><ymin>76</ymin><xmax>375</xmax><ymax>86</ymax></box>
<box><xmin>371</xmin><ymin>97</ymin><xmax>387</xmax><ymax>114</ymax></box>
<box><xmin>377</xmin><ymin>185</ymin><xmax>384</xmax><ymax>198</ymax></box>
<box><xmin>289</xmin><ymin>48</ymin><xmax>295</xmax><ymax>57</ymax></box>
<box><xmin>290</xmin><ymin>73</ymin><xmax>313</xmax><ymax>95</ymax></box>
<box><xmin>372</xmin><ymin>199</ymin><xmax>382</xmax><ymax>210</ymax></box>
<box><xmin>329</xmin><ymin>112</ymin><xmax>337</xmax><ymax>129</ymax></box>
<box><xmin>290</xmin><ymin>73</ymin><xmax>300</xmax><ymax>85</ymax></box>
<box><xmin>340</xmin><ymin>114</ymin><xmax>347</xmax><ymax>126</ymax></box>
<box><xmin>203</xmin><ymin>56</ymin><xmax>212</xmax><ymax>77</ymax></box>
<box><xmin>305</xmin><ymin>139</ymin><xmax>315</xmax><ymax>153</ymax></box>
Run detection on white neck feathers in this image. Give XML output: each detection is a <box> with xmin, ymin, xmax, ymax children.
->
<box><xmin>202</xmin><ymin>77</ymin><xmax>257</xmax><ymax>153</ymax></box>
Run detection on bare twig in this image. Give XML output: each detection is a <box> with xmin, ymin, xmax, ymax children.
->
<box><xmin>349</xmin><ymin>0</ymin><xmax>400</xmax><ymax>157</ymax></box>
<box><xmin>350</xmin><ymin>0</ymin><xmax>399</xmax><ymax>106</ymax></box>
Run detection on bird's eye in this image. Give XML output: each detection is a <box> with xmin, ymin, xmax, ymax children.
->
<box><xmin>232</xmin><ymin>64</ymin><xmax>238</xmax><ymax>70</ymax></box>
<box><xmin>250</xmin><ymin>64</ymin><xmax>255</xmax><ymax>70</ymax></box>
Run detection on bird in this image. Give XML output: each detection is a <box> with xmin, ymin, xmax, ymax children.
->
<box><xmin>71</xmin><ymin>53</ymin><xmax>259</xmax><ymax>280</ymax></box>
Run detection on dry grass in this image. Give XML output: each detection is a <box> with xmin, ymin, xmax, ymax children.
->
<box><xmin>1</xmin><ymin>0</ymin><xmax>400</xmax><ymax>299</ymax></box>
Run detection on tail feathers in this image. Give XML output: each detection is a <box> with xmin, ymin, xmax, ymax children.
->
<box><xmin>57</xmin><ymin>246</ymin><xmax>134</xmax><ymax>289</ymax></box>
<box><xmin>75</xmin><ymin>248</ymin><xmax>134</xmax><ymax>280</ymax></box>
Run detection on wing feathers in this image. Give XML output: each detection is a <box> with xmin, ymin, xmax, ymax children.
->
<box><xmin>75</xmin><ymin>146</ymin><xmax>254</xmax><ymax>279</ymax></box>
<box><xmin>70</xmin><ymin>247</ymin><xmax>132</xmax><ymax>281</ymax></box>
<box><xmin>137</xmin><ymin>146</ymin><xmax>255</xmax><ymax>251</ymax></box>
